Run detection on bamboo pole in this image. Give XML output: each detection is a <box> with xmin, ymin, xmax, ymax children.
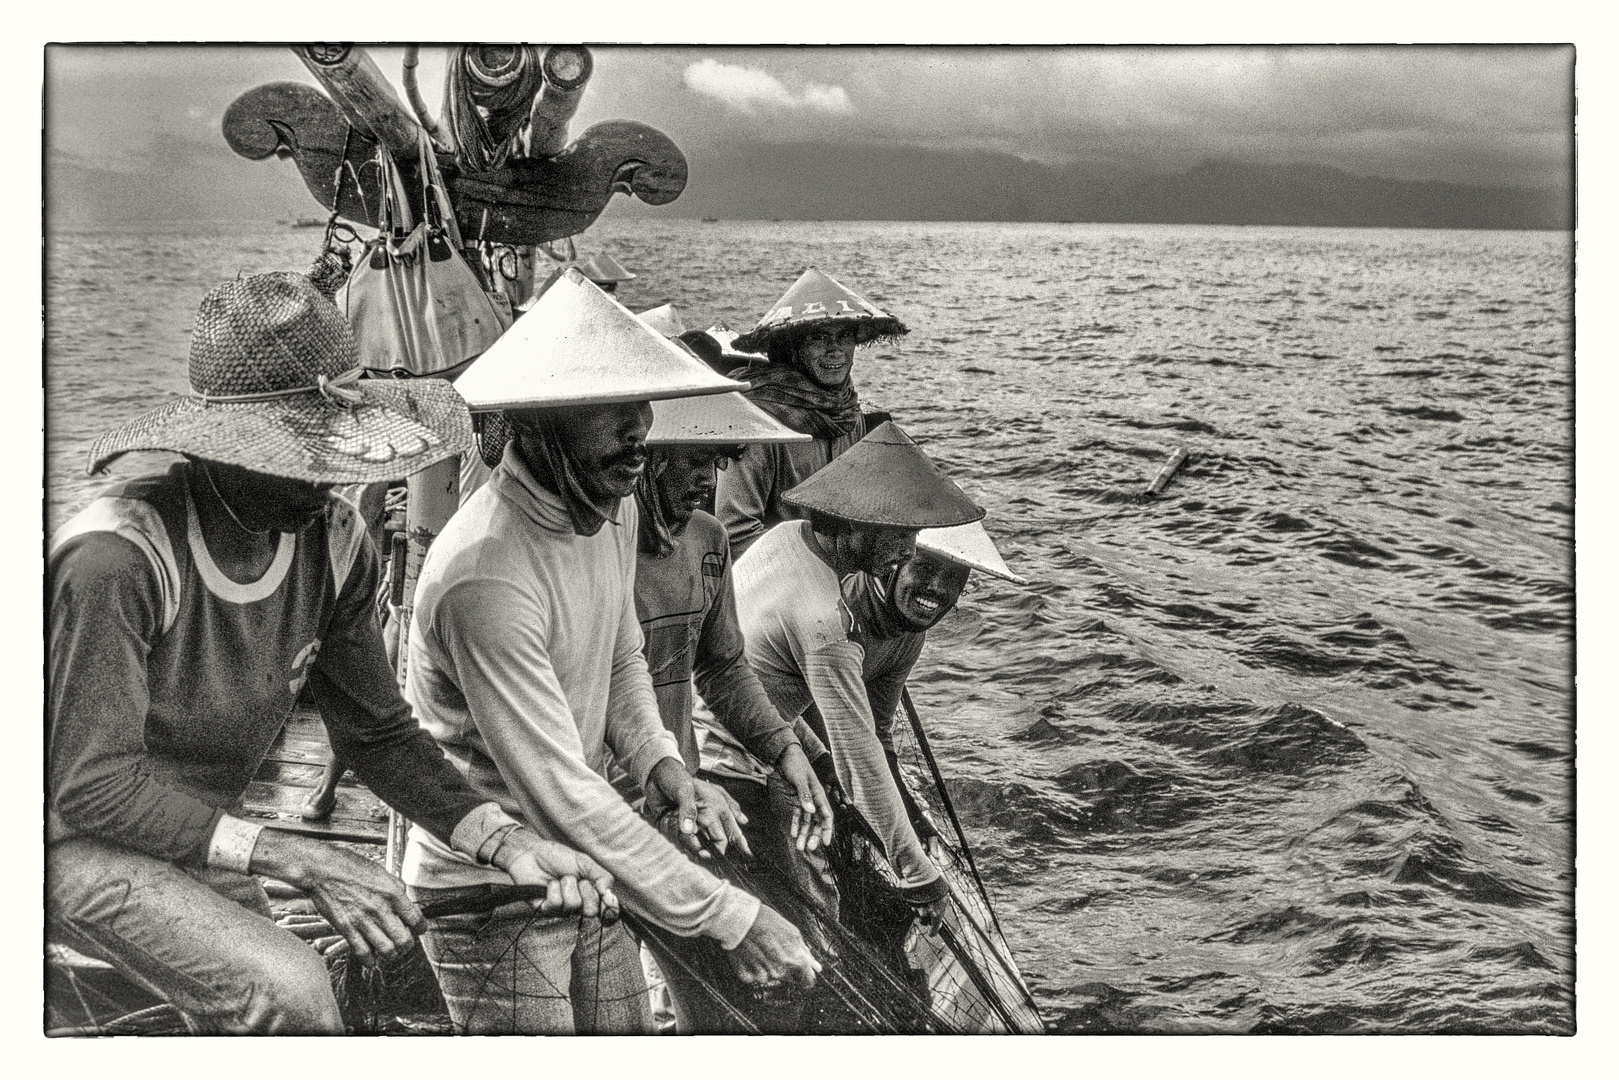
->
<box><xmin>403</xmin><ymin>45</ymin><xmax>453</xmax><ymax>154</ymax></box>
<box><xmin>385</xmin><ymin>455</ymin><xmax>462</xmax><ymax>873</ymax></box>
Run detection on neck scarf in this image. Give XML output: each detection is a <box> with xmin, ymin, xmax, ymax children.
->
<box><xmin>510</xmin><ymin>412</ymin><xmax>622</xmax><ymax>537</ymax></box>
<box><xmin>634</xmin><ymin>449</ymin><xmax>683</xmax><ymax>558</ymax></box>
<box><xmin>730</xmin><ymin>359</ymin><xmax>862</xmax><ymax>440</ymax></box>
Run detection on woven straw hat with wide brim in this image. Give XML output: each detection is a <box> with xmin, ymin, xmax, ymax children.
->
<box><xmin>456</xmin><ymin>269</ymin><xmax>745</xmax><ymax>412</ymax></box>
<box><xmin>732</xmin><ymin>267</ymin><xmax>909</xmax><ymax>355</ymax></box>
<box><xmin>648</xmin><ymin>392</ymin><xmax>811</xmax><ymax>446</ymax></box>
<box><xmin>916</xmin><ymin>520</ymin><xmax>1029</xmax><ymax>585</ymax></box>
<box><xmin>784</xmin><ymin>421</ymin><xmax>984</xmax><ymax>529</ymax></box>
<box><xmin>88</xmin><ymin>272</ymin><xmax>472</xmax><ymax>484</ymax></box>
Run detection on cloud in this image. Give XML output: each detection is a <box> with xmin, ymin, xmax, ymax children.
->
<box><xmin>683</xmin><ymin>59</ymin><xmax>851</xmax><ymax>115</ymax></box>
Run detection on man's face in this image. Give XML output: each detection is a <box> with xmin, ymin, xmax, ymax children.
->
<box><xmin>206</xmin><ymin>461</ymin><xmax>333</xmax><ymax>533</ymax></box>
<box><xmin>844</xmin><ymin>524</ymin><xmax>918</xmax><ymax>578</ymax></box>
<box><xmin>543</xmin><ymin>400</ymin><xmax>653</xmax><ymax>499</ymax></box>
<box><xmin>653</xmin><ymin>445</ymin><xmax>740</xmax><ymax>531</ymax></box>
<box><xmin>890</xmin><ymin>551</ymin><xmax>972</xmax><ymax>631</ymax></box>
<box><xmin>796</xmin><ymin>324</ymin><xmax>860</xmax><ymax>388</ymax></box>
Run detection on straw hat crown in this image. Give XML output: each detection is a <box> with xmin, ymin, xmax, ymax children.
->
<box><xmin>454</xmin><ymin>269</ymin><xmax>745</xmax><ymax>411</ymax></box>
<box><xmin>916</xmin><ymin>520</ymin><xmax>1029</xmax><ymax>585</ymax></box>
<box><xmin>733</xmin><ymin>267</ymin><xmax>909</xmax><ymax>354</ymax></box>
<box><xmin>189</xmin><ymin>272</ymin><xmax>359</xmax><ymax>396</ymax></box>
<box><xmin>783</xmin><ymin>421</ymin><xmax>984</xmax><ymax>529</ymax></box>
<box><xmin>87</xmin><ymin>272</ymin><xmax>471</xmax><ymax>484</ymax></box>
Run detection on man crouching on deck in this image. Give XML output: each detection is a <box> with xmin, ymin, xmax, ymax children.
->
<box><xmin>47</xmin><ymin>272</ymin><xmax>612</xmax><ymax>1035</ymax></box>
<box><xmin>400</xmin><ymin>269</ymin><xmax>819</xmax><ymax>1034</ymax></box>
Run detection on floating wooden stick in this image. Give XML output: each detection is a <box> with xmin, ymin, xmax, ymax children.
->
<box><xmin>1144</xmin><ymin>447</ymin><xmax>1190</xmax><ymax>497</ymax></box>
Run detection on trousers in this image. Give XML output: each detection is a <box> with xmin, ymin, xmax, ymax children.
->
<box><xmin>412</xmin><ymin>886</ymin><xmax>651</xmax><ymax>1034</ymax></box>
<box><xmin>46</xmin><ymin>836</ymin><xmax>344</xmax><ymax>1034</ymax></box>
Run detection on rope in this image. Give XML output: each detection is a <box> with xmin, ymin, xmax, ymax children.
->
<box><xmin>898</xmin><ymin>687</ymin><xmax>1046</xmax><ymax>1026</ymax></box>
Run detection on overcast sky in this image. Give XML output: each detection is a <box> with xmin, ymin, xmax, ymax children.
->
<box><xmin>45</xmin><ymin>44</ymin><xmax>1573</xmax><ymax>222</ymax></box>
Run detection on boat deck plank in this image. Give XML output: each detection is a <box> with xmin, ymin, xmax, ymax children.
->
<box><xmin>240</xmin><ymin>706</ymin><xmax>390</xmax><ymax>845</ymax></box>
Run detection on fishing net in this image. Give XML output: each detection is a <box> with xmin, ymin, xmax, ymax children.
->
<box><xmin>873</xmin><ymin>705</ymin><xmax>1048</xmax><ymax>1034</ymax></box>
<box><xmin>630</xmin><ymin>695</ymin><xmax>1047</xmax><ymax>1035</ymax></box>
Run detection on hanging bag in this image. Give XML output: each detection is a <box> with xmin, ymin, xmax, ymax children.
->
<box><xmin>339</xmin><ymin>132</ymin><xmax>510</xmax><ymax>378</ymax></box>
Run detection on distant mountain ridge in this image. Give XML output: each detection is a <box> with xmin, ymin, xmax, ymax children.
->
<box><xmin>47</xmin><ymin>141</ymin><xmax>1572</xmax><ymax>232</ymax></box>
<box><xmin>654</xmin><ymin>143</ymin><xmax>1572</xmax><ymax>231</ymax></box>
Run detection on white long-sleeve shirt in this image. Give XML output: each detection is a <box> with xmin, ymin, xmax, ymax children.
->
<box><xmin>733</xmin><ymin>520</ymin><xmax>941</xmax><ymax>892</ymax></box>
<box><xmin>401</xmin><ymin>443</ymin><xmax>760</xmax><ymax>948</ymax></box>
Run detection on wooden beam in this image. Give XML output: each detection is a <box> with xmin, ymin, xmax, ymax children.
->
<box><xmin>294</xmin><ymin>44</ymin><xmax>421</xmax><ymax>160</ymax></box>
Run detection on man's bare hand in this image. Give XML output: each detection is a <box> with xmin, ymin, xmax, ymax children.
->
<box><xmin>252</xmin><ymin>829</ymin><xmax>423</xmax><ymax>969</ymax></box>
<box><xmin>774</xmin><ymin>744</ymin><xmax>834</xmax><ymax>853</ymax></box>
<box><xmin>492</xmin><ymin>827</ymin><xmax>619</xmax><ymax>923</ymax></box>
<box><xmin>647</xmin><ymin>758</ymin><xmax>751</xmax><ymax>860</ymax></box>
<box><xmin>727</xmin><ymin>903</ymin><xmax>820</xmax><ymax>990</ymax></box>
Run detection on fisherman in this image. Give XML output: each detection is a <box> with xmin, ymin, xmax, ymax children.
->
<box><xmin>733</xmin><ymin>422</ymin><xmax>983</xmax><ymax>919</ymax></box>
<box><xmin>400</xmin><ymin>269</ymin><xmax>821</xmax><ymax>1035</ymax></box>
<box><xmin>630</xmin><ymin>389</ymin><xmax>841</xmax><ymax>1031</ymax></box>
<box><xmin>716</xmin><ymin>268</ymin><xmax>909</xmax><ymax>559</ymax></box>
<box><xmin>811</xmin><ymin>520</ymin><xmax>1029</xmax><ymax>847</ymax></box>
<box><xmin>46</xmin><ymin>272</ymin><xmax>614</xmax><ymax>1035</ymax></box>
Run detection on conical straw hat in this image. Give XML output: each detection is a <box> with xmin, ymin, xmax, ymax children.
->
<box><xmin>732</xmin><ymin>267</ymin><xmax>908</xmax><ymax>354</ymax></box>
<box><xmin>88</xmin><ymin>272</ymin><xmax>471</xmax><ymax>484</ymax></box>
<box><xmin>454</xmin><ymin>269</ymin><xmax>745</xmax><ymax>412</ymax></box>
<box><xmin>576</xmin><ymin>251</ymin><xmax>636</xmax><ymax>283</ymax></box>
<box><xmin>638</xmin><ymin>303</ymin><xmax>687</xmax><ymax>338</ymax></box>
<box><xmin>648</xmin><ymin>392</ymin><xmax>810</xmax><ymax>446</ymax></box>
<box><xmin>916</xmin><ymin>520</ymin><xmax>1028</xmax><ymax>585</ymax></box>
<box><xmin>783</xmin><ymin>421</ymin><xmax>983</xmax><ymax>529</ymax></box>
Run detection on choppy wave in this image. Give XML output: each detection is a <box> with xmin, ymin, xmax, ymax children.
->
<box><xmin>46</xmin><ymin>219</ymin><xmax>1572</xmax><ymax>1033</ymax></box>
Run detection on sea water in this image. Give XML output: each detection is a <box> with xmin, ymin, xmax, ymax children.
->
<box><xmin>45</xmin><ymin>218</ymin><xmax>1573</xmax><ymax>1033</ymax></box>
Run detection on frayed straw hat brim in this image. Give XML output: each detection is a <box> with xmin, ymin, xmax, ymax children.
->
<box><xmin>87</xmin><ymin>378</ymin><xmax>472</xmax><ymax>484</ymax></box>
<box><xmin>732</xmin><ymin>315</ymin><xmax>908</xmax><ymax>357</ymax></box>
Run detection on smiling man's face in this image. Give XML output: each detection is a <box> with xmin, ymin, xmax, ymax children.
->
<box><xmin>890</xmin><ymin>551</ymin><xmax>972</xmax><ymax>631</ymax></box>
<box><xmin>796</xmin><ymin>324</ymin><xmax>861</xmax><ymax>388</ymax></box>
